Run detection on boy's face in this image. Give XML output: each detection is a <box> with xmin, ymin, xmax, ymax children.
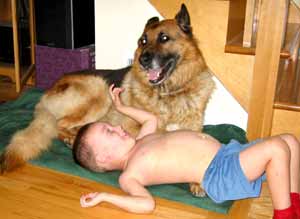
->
<box><xmin>85</xmin><ymin>122</ymin><xmax>136</xmax><ymax>168</ymax></box>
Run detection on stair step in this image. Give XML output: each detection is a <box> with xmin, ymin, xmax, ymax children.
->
<box><xmin>274</xmin><ymin>25</ymin><xmax>300</xmax><ymax>111</ymax></box>
<box><xmin>225</xmin><ymin>23</ymin><xmax>300</xmax><ymax>58</ymax></box>
<box><xmin>274</xmin><ymin>102</ymin><xmax>300</xmax><ymax>111</ymax></box>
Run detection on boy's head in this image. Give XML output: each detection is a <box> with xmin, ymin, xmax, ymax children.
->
<box><xmin>73</xmin><ymin>122</ymin><xmax>135</xmax><ymax>172</ymax></box>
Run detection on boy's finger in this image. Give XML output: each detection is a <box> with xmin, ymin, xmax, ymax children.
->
<box><xmin>113</xmin><ymin>90</ymin><xmax>120</xmax><ymax>96</ymax></box>
<box><xmin>80</xmin><ymin>194</ymin><xmax>99</xmax><ymax>207</ymax></box>
<box><xmin>80</xmin><ymin>196</ymin><xmax>90</xmax><ymax>207</ymax></box>
<box><xmin>109</xmin><ymin>84</ymin><xmax>115</xmax><ymax>93</ymax></box>
<box><xmin>116</xmin><ymin>87</ymin><xmax>124</xmax><ymax>93</ymax></box>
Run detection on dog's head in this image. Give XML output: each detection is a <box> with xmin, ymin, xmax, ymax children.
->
<box><xmin>133</xmin><ymin>4</ymin><xmax>205</xmax><ymax>88</ymax></box>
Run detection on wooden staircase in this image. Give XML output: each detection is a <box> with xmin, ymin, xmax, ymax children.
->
<box><xmin>274</xmin><ymin>21</ymin><xmax>300</xmax><ymax>112</ymax></box>
<box><xmin>225</xmin><ymin>0</ymin><xmax>300</xmax><ymax>140</ymax></box>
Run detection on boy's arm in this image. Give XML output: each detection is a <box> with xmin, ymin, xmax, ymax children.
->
<box><xmin>80</xmin><ymin>174</ymin><xmax>155</xmax><ymax>214</ymax></box>
<box><xmin>109</xmin><ymin>85</ymin><xmax>157</xmax><ymax>139</ymax></box>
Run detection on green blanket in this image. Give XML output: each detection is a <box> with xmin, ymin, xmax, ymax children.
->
<box><xmin>0</xmin><ymin>88</ymin><xmax>247</xmax><ymax>214</ymax></box>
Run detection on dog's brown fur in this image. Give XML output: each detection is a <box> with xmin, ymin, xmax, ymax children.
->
<box><xmin>0</xmin><ymin>5</ymin><xmax>215</xmax><ymax>195</ymax></box>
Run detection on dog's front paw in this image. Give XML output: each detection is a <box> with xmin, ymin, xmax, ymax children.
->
<box><xmin>166</xmin><ymin>123</ymin><xmax>180</xmax><ymax>132</ymax></box>
<box><xmin>62</xmin><ymin>138</ymin><xmax>73</xmax><ymax>148</ymax></box>
<box><xmin>189</xmin><ymin>183</ymin><xmax>206</xmax><ymax>197</ymax></box>
<box><xmin>58</xmin><ymin>129</ymin><xmax>76</xmax><ymax>148</ymax></box>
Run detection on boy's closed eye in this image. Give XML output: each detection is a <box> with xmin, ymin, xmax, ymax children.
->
<box><xmin>107</xmin><ymin>129</ymin><xmax>113</xmax><ymax>135</ymax></box>
<box><xmin>101</xmin><ymin>125</ymin><xmax>112</xmax><ymax>134</ymax></box>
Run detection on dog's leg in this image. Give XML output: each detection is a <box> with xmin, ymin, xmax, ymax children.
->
<box><xmin>58</xmin><ymin>114</ymin><xmax>86</xmax><ymax>130</ymax></box>
<box><xmin>189</xmin><ymin>183</ymin><xmax>206</xmax><ymax>197</ymax></box>
<box><xmin>57</xmin><ymin>112</ymin><xmax>91</xmax><ymax>146</ymax></box>
<box><xmin>57</xmin><ymin>97</ymin><xmax>112</xmax><ymax>146</ymax></box>
<box><xmin>58</xmin><ymin>127</ymin><xmax>79</xmax><ymax>148</ymax></box>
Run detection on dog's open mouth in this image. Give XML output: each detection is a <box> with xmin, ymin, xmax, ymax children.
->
<box><xmin>146</xmin><ymin>59</ymin><xmax>176</xmax><ymax>85</ymax></box>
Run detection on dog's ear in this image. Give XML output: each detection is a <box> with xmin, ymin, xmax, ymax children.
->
<box><xmin>145</xmin><ymin>16</ymin><xmax>160</xmax><ymax>28</ymax></box>
<box><xmin>175</xmin><ymin>4</ymin><xmax>192</xmax><ymax>36</ymax></box>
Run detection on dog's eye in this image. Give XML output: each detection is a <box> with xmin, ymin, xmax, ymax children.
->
<box><xmin>159</xmin><ymin>33</ymin><xmax>169</xmax><ymax>43</ymax></box>
<box><xmin>140</xmin><ymin>35</ymin><xmax>147</xmax><ymax>46</ymax></box>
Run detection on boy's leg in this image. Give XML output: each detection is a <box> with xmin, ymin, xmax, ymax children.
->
<box><xmin>278</xmin><ymin>134</ymin><xmax>300</xmax><ymax>193</ymax></box>
<box><xmin>279</xmin><ymin>134</ymin><xmax>300</xmax><ymax>218</ymax></box>
<box><xmin>239</xmin><ymin>136</ymin><xmax>291</xmax><ymax>210</ymax></box>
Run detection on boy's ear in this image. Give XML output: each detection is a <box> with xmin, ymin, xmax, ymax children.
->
<box><xmin>95</xmin><ymin>151</ymin><xmax>110</xmax><ymax>164</ymax></box>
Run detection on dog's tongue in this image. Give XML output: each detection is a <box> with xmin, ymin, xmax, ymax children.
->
<box><xmin>148</xmin><ymin>69</ymin><xmax>162</xmax><ymax>80</ymax></box>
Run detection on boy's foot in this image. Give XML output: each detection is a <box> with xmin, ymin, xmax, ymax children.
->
<box><xmin>273</xmin><ymin>206</ymin><xmax>296</xmax><ymax>219</ymax></box>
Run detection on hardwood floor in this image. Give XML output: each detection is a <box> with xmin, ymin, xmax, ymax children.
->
<box><xmin>0</xmin><ymin>164</ymin><xmax>273</xmax><ymax>219</ymax></box>
<box><xmin>0</xmin><ymin>81</ymin><xmax>32</xmax><ymax>102</ymax></box>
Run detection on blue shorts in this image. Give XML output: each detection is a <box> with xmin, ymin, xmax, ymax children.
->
<box><xmin>202</xmin><ymin>139</ymin><xmax>265</xmax><ymax>203</ymax></box>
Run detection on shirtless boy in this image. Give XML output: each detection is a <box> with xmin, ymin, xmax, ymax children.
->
<box><xmin>73</xmin><ymin>85</ymin><xmax>300</xmax><ymax>219</ymax></box>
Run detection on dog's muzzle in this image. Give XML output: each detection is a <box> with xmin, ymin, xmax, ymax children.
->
<box><xmin>139</xmin><ymin>51</ymin><xmax>178</xmax><ymax>85</ymax></box>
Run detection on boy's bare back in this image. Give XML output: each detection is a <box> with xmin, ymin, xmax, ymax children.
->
<box><xmin>123</xmin><ymin>130</ymin><xmax>221</xmax><ymax>187</ymax></box>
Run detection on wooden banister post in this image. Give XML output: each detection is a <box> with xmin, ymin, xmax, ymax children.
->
<box><xmin>11</xmin><ymin>0</ymin><xmax>21</xmax><ymax>92</ymax></box>
<box><xmin>247</xmin><ymin>0</ymin><xmax>288</xmax><ymax>140</ymax></box>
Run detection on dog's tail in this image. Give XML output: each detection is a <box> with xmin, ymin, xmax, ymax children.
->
<box><xmin>0</xmin><ymin>101</ymin><xmax>58</xmax><ymax>173</ymax></box>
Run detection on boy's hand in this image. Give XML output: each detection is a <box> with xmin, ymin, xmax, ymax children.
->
<box><xmin>109</xmin><ymin>84</ymin><xmax>125</xmax><ymax>110</ymax></box>
<box><xmin>79</xmin><ymin>176</ymin><xmax>155</xmax><ymax>213</ymax></box>
<box><xmin>109</xmin><ymin>84</ymin><xmax>157</xmax><ymax>139</ymax></box>
<box><xmin>80</xmin><ymin>192</ymin><xmax>105</xmax><ymax>208</ymax></box>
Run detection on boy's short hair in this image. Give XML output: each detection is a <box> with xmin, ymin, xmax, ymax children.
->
<box><xmin>73</xmin><ymin>123</ymin><xmax>107</xmax><ymax>172</ymax></box>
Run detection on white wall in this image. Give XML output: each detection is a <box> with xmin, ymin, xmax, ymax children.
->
<box><xmin>95</xmin><ymin>0</ymin><xmax>163</xmax><ymax>68</ymax></box>
<box><xmin>95</xmin><ymin>0</ymin><xmax>248</xmax><ymax>130</ymax></box>
<box><xmin>205</xmin><ymin>77</ymin><xmax>247</xmax><ymax>129</ymax></box>
<box><xmin>294</xmin><ymin>0</ymin><xmax>300</xmax><ymax>7</ymax></box>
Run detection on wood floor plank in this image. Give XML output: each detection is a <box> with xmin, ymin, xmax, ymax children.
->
<box><xmin>0</xmin><ymin>164</ymin><xmax>236</xmax><ymax>219</ymax></box>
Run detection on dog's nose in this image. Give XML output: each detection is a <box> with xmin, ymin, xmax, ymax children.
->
<box><xmin>139</xmin><ymin>51</ymin><xmax>154</xmax><ymax>68</ymax></box>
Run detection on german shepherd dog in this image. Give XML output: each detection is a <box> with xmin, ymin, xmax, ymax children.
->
<box><xmin>0</xmin><ymin>4</ymin><xmax>214</xmax><ymax>196</ymax></box>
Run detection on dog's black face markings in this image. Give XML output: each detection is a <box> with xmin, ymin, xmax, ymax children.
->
<box><xmin>138</xmin><ymin>31</ymin><xmax>170</xmax><ymax>47</ymax></box>
<box><xmin>139</xmin><ymin>35</ymin><xmax>148</xmax><ymax>47</ymax></box>
<box><xmin>140</xmin><ymin>52</ymin><xmax>178</xmax><ymax>85</ymax></box>
<box><xmin>138</xmin><ymin>31</ymin><xmax>179</xmax><ymax>86</ymax></box>
<box><xmin>157</xmin><ymin>32</ymin><xmax>170</xmax><ymax>44</ymax></box>
<box><xmin>175</xmin><ymin>4</ymin><xmax>192</xmax><ymax>37</ymax></box>
<box><xmin>150</xmin><ymin>53</ymin><xmax>178</xmax><ymax>85</ymax></box>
